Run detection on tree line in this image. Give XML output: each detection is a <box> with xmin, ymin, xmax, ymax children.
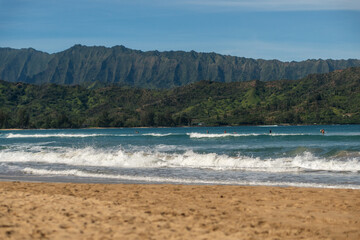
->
<box><xmin>0</xmin><ymin>67</ymin><xmax>359</xmax><ymax>129</ymax></box>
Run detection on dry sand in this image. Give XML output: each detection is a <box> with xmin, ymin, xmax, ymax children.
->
<box><xmin>0</xmin><ymin>181</ymin><xmax>359</xmax><ymax>239</ymax></box>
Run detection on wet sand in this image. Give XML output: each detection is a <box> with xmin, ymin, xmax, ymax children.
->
<box><xmin>0</xmin><ymin>181</ymin><xmax>359</xmax><ymax>239</ymax></box>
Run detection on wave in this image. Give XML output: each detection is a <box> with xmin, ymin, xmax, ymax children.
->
<box><xmin>22</xmin><ymin>167</ymin><xmax>360</xmax><ymax>189</ymax></box>
<box><xmin>4</xmin><ymin>132</ymin><xmax>179</xmax><ymax>138</ymax></box>
<box><xmin>188</xmin><ymin>133</ymin><xmax>260</xmax><ymax>138</ymax></box>
<box><xmin>257</xmin><ymin>125</ymin><xmax>279</xmax><ymax>127</ymax></box>
<box><xmin>187</xmin><ymin>132</ymin><xmax>308</xmax><ymax>138</ymax></box>
<box><xmin>143</xmin><ymin>133</ymin><xmax>174</xmax><ymax>137</ymax></box>
<box><xmin>1</xmin><ymin>146</ymin><xmax>359</xmax><ymax>173</ymax></box>
<box><xmin>4</xmin><ymin>133</ymin><xmax>132</xmax><ymax>138</ymax></box>
<box><xmin>4</xmin><ymin>132</ymin><xmax>360</xmax><ymax>139</ymax></box>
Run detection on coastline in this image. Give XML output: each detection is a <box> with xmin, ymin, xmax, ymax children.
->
<box><xmin>1</xmin><ymin>181</ymin><xmax>359</xmax><ymax>239</ymax></box>
<box><xmin>0</xmin><ymin>123</ymin><xmax>355</xmax><ymax>131</ymax></box>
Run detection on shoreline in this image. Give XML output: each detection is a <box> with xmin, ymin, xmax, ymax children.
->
<box><xmin>0</xmin><ymin>175</ymin><xmax>359</xmax><ymax>190</ymax></box>
<box><xmin>0</xmin><ymin>123</ymin><xmax>357</xmax><ymax>131</ymax></box>
<box><xmin>1</xmin><ymin>181</ymin><xmax>359</xmax><ymax>239</ymax></box>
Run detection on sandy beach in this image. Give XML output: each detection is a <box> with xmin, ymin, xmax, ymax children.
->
<box><xmin>0</xmin><ymin>182</ymin><xmax>359</xmax><ymax>239</ymax></box>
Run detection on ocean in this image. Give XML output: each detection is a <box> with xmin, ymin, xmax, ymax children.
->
<box><xmin>1</xmin><ymin>125</ymin><xmax>360</xmax><ymax>189</ymax></box>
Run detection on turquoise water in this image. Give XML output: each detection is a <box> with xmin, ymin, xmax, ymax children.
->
<box><xmin>0</xmin><ymin>125</ymin><xmax>360</xmax><ymax>189</ymax></box>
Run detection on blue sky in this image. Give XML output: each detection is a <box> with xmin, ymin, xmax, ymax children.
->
<box><xmin>0</xmin><ymin>0</ymin><xmax>359</xmax><ymax>61</ymax></box>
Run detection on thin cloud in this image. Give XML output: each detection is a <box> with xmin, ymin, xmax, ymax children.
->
<box><xmin>180</xmin><ymin>0</ymin><xmax>360</xmax><ymax>11</ymax></box>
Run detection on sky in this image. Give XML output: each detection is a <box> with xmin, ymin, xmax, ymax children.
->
<box><xmin>0</xmin><ymin>0</ymin><xmax>359</xmax><ymax>61</ymax></box>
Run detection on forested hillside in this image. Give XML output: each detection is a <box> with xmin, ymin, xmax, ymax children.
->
<box><xmin>1</xmin><ymin>45</ymin><xmax>360</xmax><ymax>89</ymax></box>
<box><xmin>0</xmin><ymin>67</ymin><xmax>359</xmax><ymax>128</ymax></box>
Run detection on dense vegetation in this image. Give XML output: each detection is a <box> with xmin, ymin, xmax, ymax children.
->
<box><xmin>1</xmin><ymin>45</ymin><xmax>360</xmax><ymax>89</ymax></box>
<box><xmin>0</xmin><ymin>67</ymin><xmax>359</xmax><ymax>129</ymax></box>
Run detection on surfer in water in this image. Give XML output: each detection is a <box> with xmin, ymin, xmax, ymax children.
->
<box><xmin>320</xmin><ymin>129</ymin><xmax>325</xmax><ymax>135</ymax></box>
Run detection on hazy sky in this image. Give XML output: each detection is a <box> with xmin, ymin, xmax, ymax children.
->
<box><xmin>0</xmin><ymin>0</ymin><xmax>359</xmax><ymax>61</ymax></box>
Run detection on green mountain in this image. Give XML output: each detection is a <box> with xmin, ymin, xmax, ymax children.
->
<box><xmin>0</xmin><ymin>67</ymin><xmax>359</xmax><ymax>128</ymax></box>
<box><xmin>1</xmin><ymin>45</ymin><xmax>360</xmax><ymax>88</ymax></box>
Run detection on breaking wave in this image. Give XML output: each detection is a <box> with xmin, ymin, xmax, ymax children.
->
<box><xmin>187</xmin><ymin>133</ymin><xmax>308</xmax><ymax>138</ymax></box>
<box><xmin>143</xmin><ymin>133</ymin><xmax>174</xmax><ymax>137</ymax></box>
<box><xmin>4</xmin><ymin>133</ymin><xmax>131</xmax><ymax>138</ymax></box>
<box><xmin>0</xmin><ymin>146</ymin><xmax>359</xmax><ymax>173</ymax></box>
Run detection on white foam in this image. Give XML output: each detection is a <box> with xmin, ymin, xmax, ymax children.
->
<box><xmin>257</xmin><ymin>125</ymin><xmax>279</xmax><ymax>127</ymax></box>
<box><xmin>22</xmin><ymin>167</ymin><xmax>360</xmax><ymax>189</ymax></box>
<box><xmin>143</xmin><ymin>133</ymin><xmax>174</xmax><ymax>137</ymax></box>
<box><xmin>291</xmin><ymin>152</ymin><xmax>360</xmax><ymax>172</ymax></box>
<box><xmin>5</xmin><ymin>133</ymin><xmax>115</xmax><ymax>138</ymax></box>
<box><xmin>1</xmin><ymin>147</ymin><xmax>359</xmax><ymax>173</ymax></box>
<box><xmin>187</xmin><ymin>133</ymin><xmax>308</xmax><ymax>138</ymax></box>
<box><xmin>0</xmin><ymin>147</ymin><xmax>164</xmax><ymax>168</ymax></box>
<box><xmin>188</xmin><ymin>133</ymin><xmax>260</xmax><ymax>138</ymax></box>
<box><xmin>269</xmin><ymin>133</ymin><xmax>307</xmax><ymax>136</ymax></box>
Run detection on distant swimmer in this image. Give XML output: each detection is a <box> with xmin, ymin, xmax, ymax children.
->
<box><xmin>224</xmin><ymin>130</ymin><xmax>227</xmax><ymax>134</ymax></box>
<box><xmin>206</xmin><ymin>130</ymin><xmax>209</xmax><ymax>134</ymax></box>
<box><xmin>320</xmin><ymin>129</ymin><xmax>325</xmax><ymax>135</ymax></box>
<box><xmin>269</xmin><ymin>129</ymin><xmax>272</xmax><ymax>134</ymax></box>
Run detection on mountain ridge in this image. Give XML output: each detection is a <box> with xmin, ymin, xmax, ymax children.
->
<box><xmin>1</xmin><ymin>45</ymin><xmax>360</xmax><ymax>88</ymax></box>
<box><xmin>0</xmin><ymin>66</ymin><xmax>359</xmax><ymax>128</ymax></box>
